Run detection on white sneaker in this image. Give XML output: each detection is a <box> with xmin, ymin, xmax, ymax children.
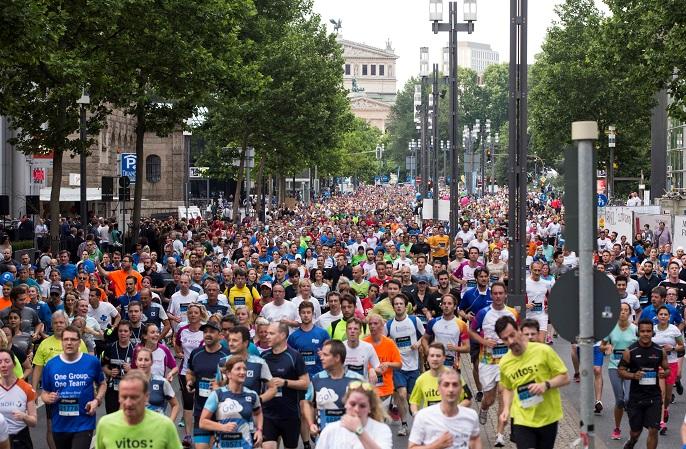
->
<box><xmin>494</xmin><ymin>433</ymin><xmax>505</xmax><ymax>447</ymax></box>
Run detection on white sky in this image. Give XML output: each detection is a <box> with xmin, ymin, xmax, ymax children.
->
<box><xmin>313</xmin><ymin>0</ymin><xmax>608</xmax><ymax>89</ymax></box>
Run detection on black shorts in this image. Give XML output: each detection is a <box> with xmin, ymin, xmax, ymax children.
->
<box><xmin>627</xmin><ymin>398</ymin><xmax>662</xmax><ymax>431</ymax></box>
<box><xmin>511</xmin><ymin>421</ymin><xmax>558</xmax><ymax>449</ymax></box>
<box><xmin>53</xmin><ymin>431</ymin><xmax>93</xmax><ymax>449</ymax></box>
<box><xmin>470</xmin><ymin>342</ymin><xmax>480</xmax><ymax>362</ymax></box>
<box><xmin>263</xmin><ymin>415</ymin><xmax>300</xmax><ymax>448</ymax></box>
<box><xmin>179</xmin><ymin>374</ymin><xmax>194</xmax><ymax>411</ymax></box>
<box><xmin>10</xmin><ymin>426</ymin><xmax>33</xmax><ymax>449</ymax></box>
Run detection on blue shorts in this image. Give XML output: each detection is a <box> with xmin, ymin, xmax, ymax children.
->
<box><xmin>576</xmin><ymin>345</ymin><xmax>605</xmax><ymax>367</ymax></box>
<box><xmin>193</xmin><ymin>416</ymin><xmax>211</xmax><ymax>444</ymax></box>
<box><xmin>393</xmin><ymin>369</ymin><xmax>420</xmax><ymax>393</ymax></box>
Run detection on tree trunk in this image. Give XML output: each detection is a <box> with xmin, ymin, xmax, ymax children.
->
<box><xmin>49</xmin><ymin>148</ymin><xmax>64</xmax><ymax>254</ymax></box>
<box><xmin>231</xmin><ymin>141</ymin><xmax>246</xmax><ymax>223</ymax></box>
<box><xmin>255</xmin><ymin>155</ymin><xmax>264</xmax><ymax>222</ymax></box>
<box><xmin>131</xmin><ymin>102</ymin><xmax>146</xmax><ymax>249</ymax></box>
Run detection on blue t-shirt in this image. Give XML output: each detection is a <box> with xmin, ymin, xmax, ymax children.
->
<box><xmin>26</xmin><ymin>300</ymin><xmax>53</xmax><ymax>333</ymax></box>
<box><xmin>57</xmin><ymin>263</ymin><xmax>77</xmax><ymax>282</ymax></box>
<box><xmin>188</xmin><ymin>346</ymin><xmax>231</xmax><ymax>417</ymax></box>
<box><xmin>305</xmin><ymin>369</ymin><xmax>363</xmax><ymax>429</ymax></box>
<box><xmin>218</xmin><ymin>341</ymin><xmax>261</xmax><ymax>357</ymax></box>
<box><xmin>147</xmin><ymin>375</ymin><xmax>174</xmax><ymax>414</ymax></box>
<box><xmin>204</xmin><ymin>387</ymin><xmax>260</xmax><ymax>449</ymax></box>
<box><xmin>641</xmin><ymin>303</ymin><xmax>684</xmax><ymax>326</ymax></box>
<box><xmin>459</xmin><ymin>287</ymin><xmax>492</xmax><ymax>316</ymax></box>
<box><xmin>42</xmin><ymin>353</ymin><xmax>104</xmax><ymax>433</ymax></box>
<box><xmin>116</xmin><ymin>293</ymin><xmax>141</xmax><ymax>319</ymax></box>
<box><xmin>287</xmin><ymin>326</ymin><xmax>330</xmax><ymax>377</ymax></box>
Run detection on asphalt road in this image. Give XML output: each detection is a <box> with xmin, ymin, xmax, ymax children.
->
<box><xmin>27</xmin><ymin>338</ymin><xmax>684</xmax><ymax>448</ymax></box>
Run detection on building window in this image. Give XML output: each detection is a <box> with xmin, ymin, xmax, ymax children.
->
<box><xmin>379</xmin><ymin>65</ymin><xmax>385</xmax><ymax>76</ymax></box>
<box><xmin>145</xmin><ymin>154</ymin><xmax>161</xmax><ymax>183</ymax></box>
<box><xmin>344</xmin><ymin>64</ymin><xmax>351</xmax><ymax>75</ymax></box>
<box><xmin>371</xmin><ymin>65</ymin><xmax>376</xmax><ymax>76</ymax></box>
<box><xmin>362</xmin><ymin>64</ymin><xmax>368</xmax><ymax>76</ymax></box>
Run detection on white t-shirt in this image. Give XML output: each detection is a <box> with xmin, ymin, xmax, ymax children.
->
<box><xmin>0</xmin><ymin>412</ymin><xmax>9</xmax><ymax>443</ymax></box>
<box><xmin>168</xmin><ymin>290</ymin><xmax>199</xmax><ymax>330</ymax></box>
<box><xmin>526</xmin><ymin>277</ymin><xmax>549</xmax><ymax>316</ymax></box>
<box><xmin>620</xmin><ymin>294</ymin><xmax>641</xmax><ymax>321</ymax></box>
<box><xmin>467</xmin><ymin>239</ymin><xmax>489</xmax><ymax>259</ymax></box>
<box><xmin>317</xmin><ymin>311</ymin><xmax>342</xmax><ymax>330</ymax></box>
<box><xmin>343</xmin><ymin>340</ymin><xmax>380</xmax><ymax>379</ymax></box>
<box><xmin>317</xmin><ymin>418</ymin><xmax>391</xmax><ymax>449</ymax></box>
<box><xmin>563</xmin><ymin>252</ymin><xmax>579</xmax><ymax>269</ymax></box>
<box><xmin>260</xmin><ymin>301</ymin><xmax>300</xmax><ymax>325</ymax></box>
<box><xmin>409</xmin><ymin>404</ymin><xmax>480</xmax><ymax>448</ymax></box>
<box><xmin>386</xmin><ymin>316</ymin><xmax>424</xmax><ymax>371</ymax></box>
<box><xmin>653</xmin><ymin>324</ymin><xmax>682</xmax><ymax>363</ymax></box>
<box><xmin>627</xmin><ymin>278</ymin><xmax>640</xmax><ymax>297</ymax></box>
<box><xmin>88</xmin><ymin>301</ymin><xmax>119</xmax><ymax>330</ymax></box>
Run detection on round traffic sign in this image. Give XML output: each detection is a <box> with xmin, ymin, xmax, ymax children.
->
<box><xmin>597</xmin><ymin>193</ymin><xmax>608</xmax><ymax>208</ymax></box>
<box><xmin>119</xmin><ymin>176</ymin><xmax>131</xmax><ymax>188</ymax></box>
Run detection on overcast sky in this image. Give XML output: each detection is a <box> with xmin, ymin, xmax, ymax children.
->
<box><xmin>313</xmin><ymin>0</ymin><xmax>608</xmax><ymax>89</ymax></box>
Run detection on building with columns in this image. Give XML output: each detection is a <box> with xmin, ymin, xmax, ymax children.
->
<box><xmin>340</xmin><ymin>37</ymin><xmax>399</xmax><ymax>133</ymax></box>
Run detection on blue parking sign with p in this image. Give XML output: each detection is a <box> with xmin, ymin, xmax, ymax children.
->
<box><xmin>121</xmin><ymin>153</ymin><xmax>137</xmax><ymax>183</ymax></box>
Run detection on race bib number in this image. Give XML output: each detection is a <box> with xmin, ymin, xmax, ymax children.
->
<box><xmin>234</xmin><ymin>297</ymin><xmax>246</xmax><ymax>307</ymax></box>
<box><xmin>58</xmin><ymin>397</ymin><xmax>80</xmax><ymax>416</ymax></box>
<box><xmin>639</xmin><ymin>369</ymin><xmax>657</xmax><ymax>386</ymax></box>
<box><xmin>517</xmin><ymin>382</ymin><xmax>543</xmax><ymax>409</ymax></box>
<box><xmin>491</xmin><ymin>344</ymin><xmax>508</xmax><ymax>359</ymax></box>
<box><xmin>467</xmin><ymin>280</ymin><xmax>477</xmax><ymax>289</ymax></box>
<box><xmin>613</xmin><ymin>349</ymin><xmax>624</xmax><ymax>361</ymax></box>
<box><xmin>218</xmin><ymin>432</ymin><xmax>242</xmax><ymax>448</ymax></box>
<box><xmin>323</xmin><ymin>408</ymin><xmax>344</xmax><ymax>424</ymax></box>
<box><xmin>111</xmin><ymin>378</ymin><xmax>120</xmax><ymax>391</ymax></box>
<box><xmin>395</xmin><ymin>336</ymin><xmax>412</xmax><ymax>351</ymax></box>
<box><xmin>532</xmin><ymin>303</ymin><xmax>543</xmax><ymax>313</ymax></box>
<box><xmin>348</xmin><ymin>364</ymin><xmax>364</xmax><ymax>375</ymax></box>
<box><xmin>180</xmin><ymin>303</ymin><xmax>189</xmax><ymax>313</ymax></box>
<box><xmin>301</xmin><ymin>350</ymin><xmax>316</xmax><ymax>366</ymax></box>
<box><xmin>198</xmin><ymin>378</ymin><xmax>212</xmax><ymax>398</ymax></box>
<box><xmin>444</xmin><ymin>355</ymin><xmax>455</xmax><ymax>367</ymax></box>
<box><xmin>489</xmin><ymin>275</ymin><xmax>499</xmax><ymax>284</ymax></box>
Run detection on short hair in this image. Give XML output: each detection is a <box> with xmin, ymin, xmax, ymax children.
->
<box><xmin>652</xmin><ymin>286</ymin><xmax>667</xmax><ymax>299</ymax></box>
<box><xmin>340</xmin><ymin>293</ymin><xmax>357</xmax><ymax>307</ymax></box>
<box><xmin>271</xmin><ymin>321</ymin><xmax>290</xmax><ymax>337</ymax></box>
<box><xmin>345</xmin><ymin>317</ymin><xmax>365</xmax><ymax>330</ymax></box>
<box><xmin>121</xmin><ymin>369</ymin><xmax>149</xmax><ymax>394</ymax></box>
<box><xmin>614</xmin><ymin>275</ymin><xmax>628</xmax><ymax>285</ymax></box>
<box><xmin>51</xmin><ymin>310</ymin><xmax>70</xmax><ymax>323</ymax></box>
<box><xmin>298</xmin><ymin>301</ymin><xmax>315</xmax><ymax>313</ymax></box>
<box><xmin>436</xmin><ymin>269</ymin><xmax>450</xmax><ymax>278</ymax></box>
<box><xmin>323</xmin><ymin>340</ymin><xmax>346</xmax><ymax>364</ymax></box>
<box><xmin>386</xmin><ymin>279</ymin><xmax>401</xmax><ymax>290</ymax></box>
<box><xmin>62</xmin><ymin>325</ymin><xmax>82</xmax><ymax>339</ymax></box>
<box><xmin>520</xmin><ymin>318</ymin><xmax>540</xmax><ymax>332</ymax></box>
<box><xmin>428</xmin><ymin>342</ymin><xmax>446</xmax><ymax>355</ymax></box>
<box><xmin>637</xmin><ymin>318</ymin><xmax>654</xmax><ymax>332</ymax></box>
<box><xmin>9</xmin><ymin>286</ymin><xmax>26</xmax><ymax>302</ymax></box>
<box><xmin>234</xmin><ymin>268</ymin><xmax>247</xmax><ymax>278</ymax></box>
<box><xmin>392</xmin><ymin>293</ymin><xmax>409</xmax><ymax>307</ymax></box>
<box><xmin>221</xmin><ymin>315</ymin><xmax>239</xmax><ymax>326</ymax></box>
<box><xmin>495</xmin><ymin>315</ymin><xmax>518</xmax><ymax>336</ymax></box>
<box><xmin>89</xmin><ymin>287</ymin><xmax>101</xmax><ymax>298</ymax></box>
<box><xmin>127</xmin><ymin>300</ymin><xmax>142</xmax><ymax>311</ymax></box>
<box><xmin>437</xmin><ymin>367</ymin><xmax>461</xmax><ymax>385</ymax></box>
<box><xmin>491</xmin><ymin>281</ymin><xmax>507</xmax><ymax>293</ymax></box>
<box><xmin>228</xmin><ymin>326</ymin><xmax>251</xmax><ymax>343</ymax></box>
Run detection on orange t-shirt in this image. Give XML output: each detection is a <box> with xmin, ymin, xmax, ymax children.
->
<box><xmin>0</xmin><ymin>297</ymin><xmax>11</xmax><ymax>312</ymax></box>
<box><xmin>363</xmin><ymin>335</ymin><xmax>402</xmax><ymax>398</ymax></box>
<box><xmin>109</xmin><ymin>270</ymin><xmax>143</xmax><ymax>297</ymax></box>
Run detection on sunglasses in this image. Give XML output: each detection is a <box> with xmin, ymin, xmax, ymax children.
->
<box><xmin>347</xmin><ymin>381</ymin><xmax>373</xmax><ymax>392</ymax></box>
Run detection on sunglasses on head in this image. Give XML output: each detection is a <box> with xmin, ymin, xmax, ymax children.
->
<box><xmin>347</xmin><ymin>381</ymin><xmax>373</xmax><ymax>392</ymax></box>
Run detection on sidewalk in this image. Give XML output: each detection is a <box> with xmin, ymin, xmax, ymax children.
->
<box><xmin>459</xmin><ymin>355</ymin><xmax>609</xmax><ymax>449</ymax></box>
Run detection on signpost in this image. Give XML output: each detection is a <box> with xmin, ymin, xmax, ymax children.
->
<box><xmin>120</xmin><ymin>153</ymin><xmax>137</xmax><ymax>183</ymax></box>
<box><xmin>597</xmin><ymin>193</ymin><xmax>608</xmax><ymax>208</ymax></box>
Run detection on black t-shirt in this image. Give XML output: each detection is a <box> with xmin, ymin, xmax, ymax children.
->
<box><xmin>658</xmin><ymin>280</ymin><xmax>686</xmax><ymax>303</ymax></box>
<box><xmin>261</xmin><ymin>346</ymin><xmax>307</xmax><ymax>418</ymax></box>
<box><xmin>101</xmin><ymin>341</ymin><xmax>136</xmax><ymax>389</ymax></box>
<box><xmin>637</xmin><ymin>275</ymin><xmax>660</xmax><ymax>306</ymax></box>
<box><xmin>188</xmin><ymin>346</ymin><xmax>231</xmax><ymax>416</ymax></box>
<box><xmin>413</xmin><ymin>290</ymin><xmax>442</xmax><ymax>318</ymax></box>
<box><xmin>622</xmin><ymin>342</ymin><xmax>664</xmax><ymax>402</ymax></box>
<box><xmin>410</xmin><ymin>242</ymin><xmax>430</xmax><ymax>256</ymax></box>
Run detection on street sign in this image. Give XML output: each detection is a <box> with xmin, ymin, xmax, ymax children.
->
<box><xmin>189</xmin><ymin>166</ymin><xmax>209</xmax><ymax>179</ymax></box>
<box><xmin>597</xmin><ymin>193</ymin><xmax>608</xmax><ymax>208</ymax></box>
<box><xmin>381</xmin><ymin>175</ymin><xmax>389</xmax><ymax>183</ymax></box>
<box><xmin>549</xmin><ymin>270</ymin><xmax>620</xmax><ymax>341</ymax></box>
<box><xmin>120</xmin><ymin>153</ymin><xmax>137</xmax><ymax>183</ymax></box>
<box><xmin>119</xmin><ymin>176</ymin><xmax>131</xmax><ymax>188</ymax></box>
<box><xmin>539</xmin><ymin>193</ymin><xmax>547</xmax><ymax>203</ymax></box>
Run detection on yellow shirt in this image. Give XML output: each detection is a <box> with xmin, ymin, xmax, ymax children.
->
<box><xmin>499</xmin><ymin>342</ymin><xmax>567</xmax><ymax>428</ymax></box>
<box><xmin>228</xmin><ymin>285</ymin><xmax>261</xmax><ymax>313</ymax></box>
<box><xmin>428</xmin><ymin>235</ymin><xmax>450</xmax><ymax>258</ymax></box>
<box><xmin>409</xmin><ymin>369</ymin><xmax>469</xmax><ymax>408</ymax></box>
<box><xmin>33</xmin><ymin>335</ymin><xmax>88</xmax><ymax>367</ymax></box>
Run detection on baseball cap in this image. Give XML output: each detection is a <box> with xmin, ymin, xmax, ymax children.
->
<box><xmin>50</xmin><ymin>284</ymin><xmax>62</xmax><ymax>295</ymax></box>
<box><xmin>200</xmin><ymin>322</ymin><xmax>221</xmax><ymax>332</ymax></box>
<box><xmin>260</xmin><ymin>282</ymin><xmax>273</xmax><ymax>290</ymax></box>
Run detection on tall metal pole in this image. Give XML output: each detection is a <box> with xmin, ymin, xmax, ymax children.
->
<box><xmin>79</xmin><ymin>104</ymin><xmax>87</xmax><ymax>228</ymax></box>
<box><xmin>432</xmin><ymin>64</ymin><xmax>440</xmax><ymax>222</ymax></box>
<box><xmin>421</xmin><ymin>76</ymin><xmax>429</xmax><ymax>199</ymax></box>
<box><xmin>507</xmin><ymin>0</ymin><xmax>528</xmax><ymax>314</ymax></box>
<box><xmin>480</xmin><ymin>124</ymin><xmax>486</xmax><ymax>197</ymax></box>
<box><xmin>573</xmin><ymin>120</ymin><xmax>599</xmax><ymax>449</ymax></box>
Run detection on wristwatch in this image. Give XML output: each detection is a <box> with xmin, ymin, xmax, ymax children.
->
<box><xmin>544</xmin><ymin>381</ymin><xmax>551</xmax><ymax>391</ymax></box>
<box><xmin>284</xmin><ymin>380</ymin><xmax>289</xmax><ymax>388</ymax></box>
<box><xmin>354</xmin><ymin>425</ymin><xmax>365</xmax><ymax>436</ymax></box>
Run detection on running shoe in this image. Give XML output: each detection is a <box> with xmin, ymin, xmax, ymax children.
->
<box><xmin>594</xmin><ymin>401</ymin><xmax>603</xmax><ymax>415</ymax></box>
<box><xmin>659</xmin><ymin>422</ymin><xmax>667</xmax><ymax>435</ymax></box>
<box><xmin>182</xmin><ymin>435</ymin><xmax>192</xmax><ymax>448</ymax></box>
<box><xmin>479</xmin><ymin>408</ymin><xmax>488</xmax><ymax>425</ymax></box>
<box><xmin>178</xmin><ymin>420</ymin><xmax>185</xmax><ymax>428</ymax></box>
<box><xmin>397</xmin><ymin>423</ymin><xmax>409</xmax><ymax>437</ymax></box>
<box><xmin>623</xmin><ymin>439</ymin><xmax>637</xmax><ymax>449</ymax></box>
<box><xmin>574</xmin><ymin>372</ymin><xmax>580</xmax><ymax>383</ymax></box>
<box><xmin>611</xmin><ymin>428</ymin><xmax>621</xmax><ymax>440</ymax></box>
<box><xmin>671</xmin><ymin>393</ymin><xmax>675</xmax><ymax>404</ymax></box>
<box><xmin>475</xmin><ymin>391</ymin><xmax>484</xmax><ymax>402</ymax></box>
<box><xmin>494</xmin><ymin>433</ymin><xmax>505</xmax><ymax>447</ymax></box>
<box><xmin>676</xmin><ymin>379</ymin><xmax>684</xmax><ymax>395</ymax></box>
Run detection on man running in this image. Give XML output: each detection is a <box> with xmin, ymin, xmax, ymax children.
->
<box><xmin>423</xmin><ymin>294</ymin><xmax>470</xmax><ymax>371</ymax></box>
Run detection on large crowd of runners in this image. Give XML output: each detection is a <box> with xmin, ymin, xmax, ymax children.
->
<box><xmin>0</xmin><ymin>183</ymin><xmax>683</xmax><ymax>449</ymax></box>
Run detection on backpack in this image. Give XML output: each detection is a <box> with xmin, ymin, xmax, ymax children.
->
<box><xmin>386</xmin><ymin>315</ymin><xmax>423</xmax><ymax>341</ymax></box>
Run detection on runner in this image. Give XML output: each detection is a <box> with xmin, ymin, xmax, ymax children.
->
<box><xmin>496</xmin><ymin>315</ymin><xmax>569</xmax><ymax>449</ymax></box>
<box><xmin>101</xmin><ymin>320</ymin><xmax>135</xmax><ymax>414</ymax></box>
<box><xmin>41</xmin><ymin>325</ymin><xmax>106</xmax><ymax>449</ymax></box>
<box><xmin>525</xmin><ymin>261</ymin><xmax>550</xmax><ymax>343</ymax></box>
<box><xmin>408</xmin><ymin>368</ymin><xmax>481</xmax><ymax>449</ymax></box>
<box><xmin>0</xmin><ymin>348</ymin><xmax>36</xmax><ymax>449</ymax></box>
<box><xmin>385</xmin><ymin>294</ymin><xmax>424</xmax><ymax>436</ymax></box>
<box><xmin>619</xmin><ymin>318</ymin><xmax>671</xmax><ymax>449</ymax></box>
<box><xmin>94</xmin><ymin>370</ymin><xmax>181</xmax><ymax>449</ymax></box>
<box><xmin>362</xmin><ymin>313</ymin><xmax>402</xmax><ymax>420</ymax></box>
<box><xmin>422</xmin><ymin>294</ymin><xmax>470</xmax><ymax>371</ymax></box>
<box><xmin>134</xmin><ymin>347</ymin><xmax>179</xmax><ymax>420</ymax></box>
<box><xmin>652</xmin><ymin>305</ymin><xmax>684</xmax><ymax>435</ymax></box>
<box><xmin>469</xmin><ymin>281</ymin><xmax>519</xmax><ymax>446</ymax></box>
<box><xmin>344</xmin><ymin>318</ymin><xmax>381</xmax><ymax>383</ymax></box>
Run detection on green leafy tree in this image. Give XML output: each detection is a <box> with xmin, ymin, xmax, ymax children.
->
<box><xmin>0</xmin><ymin>1</ymin><xmax>116</xmax><ymax>251</ymax></box>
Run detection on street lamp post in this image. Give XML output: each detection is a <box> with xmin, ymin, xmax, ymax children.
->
<box><xmin>431</xmin><ymin>63</ymin><xmax>440</xmax><ymax>221</ymax></box>
<box><xmin>76</xmin><ymin>89</ymin><xmax>90</xmax><ymax>228</ymax></box>
<box><xmin>479</xmin><ymin>119</ymin><xmax>491</xmax><ymax>197</ymax></box>
<box><xmin>430</xmin><ymin>0</ymin><xmax>475</xmax><ymax>238</ymax></box>
<box><xmin>608</xmin><ymin>125</ymin><xmax>616</xmax><ymax>200</ymax></box>
<box><xmin>491</xmin><ymin>132</ymin><xmax>499</xmax><ymax>193</ymax></box>
<box><xmin>419</xmin><ymin>47</ymin><xmax>431</xmax><ymax>199</ymax></box>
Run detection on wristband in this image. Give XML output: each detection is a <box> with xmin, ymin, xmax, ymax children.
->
<box><xmin>545</xmin><ymin>381</ymin><xmax>551</xmax><ymax>391</ymax></box>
